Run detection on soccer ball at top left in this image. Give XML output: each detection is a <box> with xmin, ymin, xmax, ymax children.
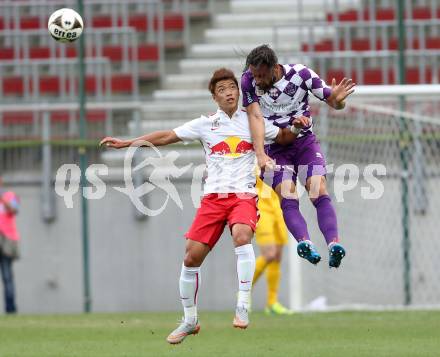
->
<box><xmin>48</xmin><ymin>8</ymin><xmax>83</xmax><ymax>43</ymax></box>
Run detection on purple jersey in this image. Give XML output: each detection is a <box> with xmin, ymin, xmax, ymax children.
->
<box><xmin>241</xmin><ymin>64</ymin><xmax>331</xmax><ymax>136</ymax></box>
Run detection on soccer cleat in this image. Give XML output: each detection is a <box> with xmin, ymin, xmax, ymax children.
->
<box><xmin>264</xmin><ymin>302</ymin><xmax>294</xmax><ymax>315</ymax></box>
<box><xmin>233</xmin><ymin>306</ymin><xmax>249</xmax><ymax>329</ymax></box>
<box><xmin>166</xmin><ymin>319</ymin><xmax>200</xmax><ymax>344</ymax></box>
<box><xmin>297</xmin><ymin>241</ymin><xmax>321</xmax><ymax>265</ymax></box>
<box><xmin>329</xmin><ymin>243</ymin><xmax>346</xmax><ymax>268</ymax></box>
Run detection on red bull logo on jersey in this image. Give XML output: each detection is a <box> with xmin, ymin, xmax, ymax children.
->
<box><xmin>209</xmin><ymin>136</ymin><xmax>254</xmax><ymax>157</ymax></box>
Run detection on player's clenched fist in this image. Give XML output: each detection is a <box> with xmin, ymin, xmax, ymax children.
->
<box><xmin>99</xmin><ymin>137</ymin><xmax>128</xmax><ymax>149</ymax></box>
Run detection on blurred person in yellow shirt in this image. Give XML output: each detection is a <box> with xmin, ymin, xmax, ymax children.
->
<box><xmin>253</xmin><ymin>178</ymin><xmax>292</xmax><ymax>315</ymax></box>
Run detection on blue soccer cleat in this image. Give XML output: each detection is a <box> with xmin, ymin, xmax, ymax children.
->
<box><xmin>297</xmin><ymin>241</ymin><xmax>321</xmax><ymax>265</ymax></box>
<box><xmin>329</xmin><ymin>243</ymin><xmax>346</xmax><ymax>268</ymax></box>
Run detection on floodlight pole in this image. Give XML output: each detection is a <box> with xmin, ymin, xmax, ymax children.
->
<box><xmin>77</xmin><ymin>0</ymin><xmax>91</xmax><ymax>313</ymax></box>
<box><xmin>397</xmin><ymin>0</ymin><xmax>411</xmax><ymax>306</ymax></box>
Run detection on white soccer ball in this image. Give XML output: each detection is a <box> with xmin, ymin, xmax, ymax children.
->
<box><xmin>48</xmin><ymin>8</ymin><xmax>83</xmax><ymax>43</ymax></box>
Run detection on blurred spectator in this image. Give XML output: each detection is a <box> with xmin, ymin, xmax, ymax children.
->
<box><xmin>0</xmin><ymin>176</ymin><xmax>20</xmax><ymax>314</ymax></box>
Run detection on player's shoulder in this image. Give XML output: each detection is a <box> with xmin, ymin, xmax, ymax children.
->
<box><xmin>241</xmin><ymin>69</ymin><xmax>254</xmax><ymax>85</ymax></box>
<box><xmin>282</xmin><ymin>63</ymin><xmax>307</xmax><ymax>76</ymax></box>
<box><xmin>241</xmin><ymin>69</ymin><xmax>252</xmax><ymax>79</ymax></box>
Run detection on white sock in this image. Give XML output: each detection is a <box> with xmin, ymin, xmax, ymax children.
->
<box><xmin>235</xmin><ymin>244</ymin><xmax>255</xmax><ymax>309</ymax></box>
<box><xmin>179</xmin><ymin>264</ymin><xmax>200</xmax><ymax>323</ymax></box>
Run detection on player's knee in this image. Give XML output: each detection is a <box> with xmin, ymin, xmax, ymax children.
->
<box><xmin>183</xmin><ymin>253</ymin><xmax>202</xmax><ymax>267</ymax></box>
<box><xmin>233</xmin><ymin>228</ymin><xmax>253</xmax><ymax>247</ymax></box>
<box><xmin>307</xmin><ymin>176</ymin><xmax>328</xmax><ymax>199</ymax></box>
<box><xmin>261</xmin><ymin>245</ymin><xmax>277</xmax><ymax>262</ymax></box>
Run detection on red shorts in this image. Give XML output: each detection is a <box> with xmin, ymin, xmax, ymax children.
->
<box><xmin>185</xmin><ymin>193</ymin><xmax>258</xmax><ymax>249</ymax></box>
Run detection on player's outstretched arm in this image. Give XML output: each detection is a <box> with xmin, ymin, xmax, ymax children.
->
<box><xmin>275</xmin><ymin>116</ymin><xmax>310</xmax><ymax>145</ymax></box>
<box><xmin>326</xmin><ymin>77</ymin><xmax>356</xmax><ymax>110</ymax></box>
<box><xmin>246</xmin><ymin>102</ymin><xmax>274</xmax><ymax>168</ymax></box>
<box><xmin>100</xmin><ymin>130</ymin><xmax>181</xmax><ymax>149</ymax></box>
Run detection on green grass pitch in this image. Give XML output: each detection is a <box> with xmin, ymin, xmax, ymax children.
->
<box><xmin>1</xmin><ymin>310</ymin><xmax>439</xmax><ymax>357</ymax></box>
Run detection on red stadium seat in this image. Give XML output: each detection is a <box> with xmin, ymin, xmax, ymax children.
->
<box><xmin>128</xmin><ymin>14</ymin><xmax>147</xmax><ymax>31</ymax></box>
<box><xmin>374</xmin><ymin>8</ymin><xmax>395</xmax><ymax>20</ymax></box>
<box><xmin>29</xmin><ymin>47</ymin><xmax>51</xmax><ymax>59</ymax></box>
<box><xmin>2</xmin><ymin>112</ymin><xmax>33</xmax><ymax>125</ymax></box>
<box><xmin>19</xmin><ymin>16</ymin><xmax>40</xmax><ymax>29</ymax></box>
<box><xmin>363</xmin><ymin>69</ymin><xmax>383</xmax><ymax>85</ymax></box>
<box><xmin>50</xmin><ymin>111</ymin><xmax>70</xmax><ymax>123</ymax></box>
<box><xmin>0</xmin><ymin>47</ymin><xmax>14</xmax><ymax>60</ymax></box>
<box><xmin>50</xmin><ymin>110</ymin><xmax>106</xmax><ymax>122</ymax></box>
<box><xmin>426</xmin><ymin>37</ymin><xmax>440</xmax><ymax>49</ymax></box>
<box><xmin>91</xmin><ymin>15</ymin><xmax>113</xmax><ymax>28</ymax></box>
<box><xmin>86</xmin><ymin>110</ymin><xmax>106</xmax><ymax>122</ymax></box>
<box><xmin>2</xmin><ymin>76</ymin><xmax>24</xmax><ymax>96</ymax></box>
<box><xmin>325</xmin><ymin>69</ymin><xmax>345</xmax><ymax>84</ymax></box>
<box><xmin>160</xmin><ymin>14</ymin><xmax>184</xmax><ymax>31</ymax></box>
<box><xmin>111</xmin><ymin>74</ymin><xmax>133</xmax><ymax>93</ymax></box>
<box><xmin>0</xmin><ymin>18</ymin><xmax>4</xmax><ymax>30</ymax></box>
<box><xmin>39</xmin><ymin>76</ymin><xmax>60</xmax><ymax>94</ymax></box>
<box><xmin>102</xmin><ymin>45</ymin><xmax>124</xmax><ymax>61</ymax></box>
<box><xmin>351</xmin><ymin>38</ymin><xmax>370</xmax><ymax>51</ymax></box>
<box><xmin>136</xmin><ymin>44</ymin><xmax>160</xmax><ymax>61</ymax></box>
<box><xmin>412</xmin><ymin>7</ymin><xmax>431</xmax><ymax>19</ymax></box>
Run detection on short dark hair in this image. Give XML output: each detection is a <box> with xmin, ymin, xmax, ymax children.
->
<box><xmin>245</xmin><ymin>44</ymin><xmax>278</xmax><ymax>70</ymax></box>
<box><xmin>208</xmin><ymin>68</ymin><xmax>238</xmax><ymax>94</ymax></box>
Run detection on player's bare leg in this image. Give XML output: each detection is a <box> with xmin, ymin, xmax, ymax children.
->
<box><xmin>306</xmin><ymin>175</ymin><xmax>346</xmax><ymax>268</ymax></box>
<box><xmin>275</xmin><ymin>180</ymin><xmax>321</xmax><ymax>265</ymax></box>
<box><xmin>167</xmin><ymin>240</ymin><xmax>209</xmax><ymax>344</ymax></box>
<box><xmin>232</xmin><ymin>223</ymin><xmax>255</xmax><ymax>329</ymax></box>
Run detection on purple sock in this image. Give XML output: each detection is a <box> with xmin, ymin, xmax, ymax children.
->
<box><xmin>280</xmin><ymin>199</ymin><xmax>309</xmax><ymax>242</ymax></box>
<box><xmin>313</xmin><ymin>195</ymin><xmax>339</xmax><ymax>245</ymax></box>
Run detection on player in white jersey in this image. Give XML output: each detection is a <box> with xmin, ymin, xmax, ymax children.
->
<box><xmin>242</xmin><ymin>45</ymin><xmax>355</xmax><ymax>268</ymax></box>
<box><xmin>100</xmin><ymin>68</ymin><xmax>308</xmax><ymax>344</ymax></box>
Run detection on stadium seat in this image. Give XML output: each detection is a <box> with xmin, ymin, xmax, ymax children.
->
<box><xmin>39</xmin><ymin>76</ymin><xmax>60</xmax><ymax>94</ymax></box>
<box><xmin>50</xmin><ymin>110</ymin><xmax>106</xmax><ymax>123</ymax></box>
<box><xmin>2</xmin><ymin>111</ymin><xmax>33</xmax><ymax>125</ymax></box>
<box><xmin>19</xmin><ymin>16</ymin><xmax>40</xmax><ymax>29</ymax></box>
<box><xmin>110</xmin><ymin>74</ymin><xmax>133</xmax><ymax>93</ymax></box>
<box><xmin>0</xmin><ymin>47</ymin><xmax>14</xmax><ymax>60</ymax></box>
<box><xmin>2</xmin><ymin>76</ymin><xmax>24</xmax><ymax>96</ymax></box>
<box><xmin>91</xmin><ymin>15</ymin><xmax>115</xmax><ymax>28</ymax></box>
<box><xmin>29</xmin><ymin>47</ymin><xmax>51</xmax><ymax>59</ymax></box>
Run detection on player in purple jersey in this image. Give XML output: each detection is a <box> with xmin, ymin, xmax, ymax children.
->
<box><xmin>242</xmin><ymin>45</ymin><xmax>355</xmax><ymax>268</ymax></box>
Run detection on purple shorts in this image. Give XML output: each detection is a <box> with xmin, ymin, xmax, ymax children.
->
<box><xmin>261</xmin><ymin>133</ymin><xmax>327</xmax><ymax>188</ymax></box>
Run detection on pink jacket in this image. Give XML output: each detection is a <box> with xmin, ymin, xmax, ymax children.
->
<box><xmin>0</xmin><ymin>191</ymin><xmax>20</xmax><ymax>241</ymax></box>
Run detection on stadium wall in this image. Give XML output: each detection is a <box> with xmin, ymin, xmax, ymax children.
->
<box><xmin>3</xmin><ymin>175</ymin><xmax>439</xmax><ymax>313</ymax></box>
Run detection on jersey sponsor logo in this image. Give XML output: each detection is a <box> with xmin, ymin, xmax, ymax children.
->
<box><xmin>211</xmin><ymin>117</ymin><xmax>220</xmax><ymax>131</ymax></box>
<box><xmin>260</xmin><ymin>95</ymin><xmax>300</xmax><ymax>115</ymax></box>
<box><xmin>209</xmin><ymin>136</ymin><xmax>254</xmax><ymax>157</ymax></box>
<box><xmin>256</xmin><ymin>88</ymin><xmax>264</xmax><ymax>96</ymax></box>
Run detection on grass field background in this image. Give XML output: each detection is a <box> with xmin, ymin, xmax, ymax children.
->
<box><xmin>0</xmin><ymin>310</ymin><xmax>439</xmax><ymax>357</ymax></box>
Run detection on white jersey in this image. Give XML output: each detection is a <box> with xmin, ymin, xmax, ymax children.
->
<box><xmin>173</xmin><ymin>108</ymin><xmax>279</xmax><ymax>194</ymax></box>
